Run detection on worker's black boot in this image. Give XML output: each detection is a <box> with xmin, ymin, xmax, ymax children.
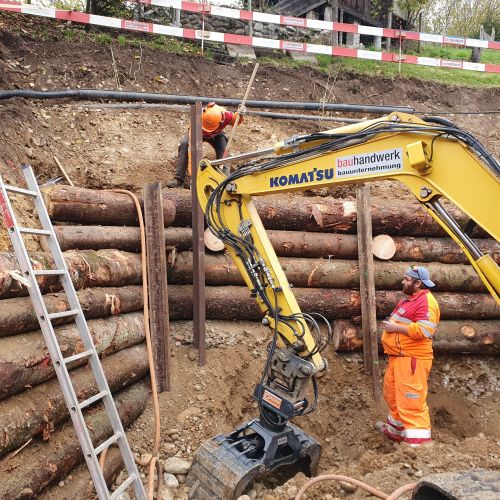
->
<box><xmin>166</xmin><ymin>178</ymin><xmax>184</xmax><ymax>188</ymax></box>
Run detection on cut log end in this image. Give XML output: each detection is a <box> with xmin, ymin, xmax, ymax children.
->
<box><xmin>460</xmin><ymin>324</ymin><xmax>477</xmax><ymax>338</ymax></box>
<box><xmin>373</xmin><ymin>234</ymin><xmax>396</xmax><ymax>260</ymax></box>
<box><xmin>204</xmin><ymin>228</ymin><xmax>225</xmax><ymax>252</ymax></box>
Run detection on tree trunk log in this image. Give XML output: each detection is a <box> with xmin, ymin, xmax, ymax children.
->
<box><xmin>169</xmin><ymin>252</ymin><xmax>487</xmax><ymax>293</ymax></box>
<box><xmin>40</xmin><ymin>447</ymin><xmax>124</xmax><ymax>499</ymax></box>
<box><xmin>0</xmin><ymin>312</ymin><xmax>145</xmax><ymax>400</ymax></box>
<box><xmin>0</xmin><ymin>286</ymin><xmax>144</xmax><ymax>337</ymax></box>
<box><xmin>167</xmin><ymin>285</ymin><xmax>500</xmax><ymax>321</ymax></box>
<box><xmin>0</xmin><ymin>381</ymin><xmax>149</xmax><ymax>499</ymax></box>
<box><xmin>0</xmin><ymin>250</ymin><xmax>142</xmax><ymax>299</ymax></box>
<box><xmin>0</xmin><ymin>344</ymin><xmax>148</xmax><ymax>456</ymax></box>
<box><xmin>333</xmin><ymin>319</ymin><xmax>500</xmax><ymax>354</ymax></box>
<box><xmin>42</xmin><ymin>185</ymin><xmax>176</xmax><ymax>227</ymax></box>
<box><xmin>163</xmin><ymin>190</ymin><xmax>488</xmax><ymax>237</ymax></box>
<box><xmin>45</xmin><ymin>226</ymin><xmax>500</xmax><ymax>265</ymax></box>
<box><xmin>42</xmin><ymin>226</ymin><xmax>193</xmax><ymax>253</ymax></box>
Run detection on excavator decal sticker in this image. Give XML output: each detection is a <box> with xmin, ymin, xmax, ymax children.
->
<box><xmin>336</xmin><ymin>147</ymin><xmax>403</xmax><ymax>178</ymax></box>
<box><xmin>269</xmin><ymin>168</ymin><xmax>335</xmax><ymax>188</ymax></box>
<box><xmin>262</xmin><ymin>389</ymin><xmax>283</xmax><ymax>409</ymax></box>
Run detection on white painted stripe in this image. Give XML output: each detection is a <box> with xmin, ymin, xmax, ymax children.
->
<box><xmin>195</xmin><ymin>30</ymin><xmax>224</xmax><ymax>42</ymax></box>
<box><xmin>253</xmin><ymin>12</ymin><xmax>279</xmax><ymax>24</ymax></box>
<box><xmin>358</xmin><ymin>49</ymin><xmax>382</xmax><ymax>60</ymax></box>
<box><xmin>90</xmin><ymin>14</ymin><xmax>121</xmax><ymax>28</ymax></box>
<box><xmin>153</xmin><ymin>24</ymin><xmax>183</xmax><ymax>37</ymax></box>
<box><xmin>211</xmin><ymin>6</ymin><xmax>239</xmax><ymax>20</ymax></box>
<box><xmin>306</xmin><ymin>19</ymin><xmax>331</xmax><ymax>30</ymax></box>
<box><xmin>466</xmin><ymin>38</ymin><xmax>488</xmax><ymax>48</ymax></box>
<box><xmin>23</xmin><ymin>6</ymin><xmax>56</xmax><ymax>17</ymax></box>
<box><xmin>252</xmin><ymin>37</ymin><xmax>280</xmax><ymax>49</ymax></box>
<box><xmin>418</xmin><ymin>57</ymin><xmax>441</xmax><ymax>67</ymax></box>
<box><xmin>420</xmin><ymin>33</ymin><xmax>442</xmax><ymax>43</ymax></box>
<box><xmin>405</xmin><ymin>428</ymin><xmax>431</xmax><ymax>438</ymax></box>
<box><xmin>307</xmin><ymin>43</ymin><xmax>332</xmax><ymax>55</ymax></box>
<box><xmin>152</xmin><ymin>0</ymin><xmax>180</xmax><ymax>8</ymax></box>
<box><xmin>359</xmin><ymin>25</ymin><xmax>383</xmax><ymax>37</ymax></box>
<box><xmin>462</xmin><ymin>61</ymin><xmax>485</xmax><ymax>72</ymax></box>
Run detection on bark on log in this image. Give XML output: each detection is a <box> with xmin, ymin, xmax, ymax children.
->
<box><xmin>333</xmin><ymin>319</ymin><xmax>500</xmax><ymax>354</ymax></box>
<box><xmin>0</xmin><ymin>286</ymin><xmax>144</xmax><ymax>337</ymax></box>
<box><xmin>42</xmin><ymin>185</ymin><xmax>176</xmax><ymax>227</ymax></box>
<box><xmin>44</xmin><ymin>226</ymin><xmax>500</xmax><ymax>265</ymax></box>
<box><xmin>0</xmin><ymin>312</ymin><xmax>145</xmax><ymax>400</ymax></box>
<box><xmin>42</xmin><ymin>226</ymin><xmax>193</xmax><ymax>253</ymax></box>
<box><xmin>40</xmin><ymin>447</ymin><xmax>124</xmax><ymax>500</ymax></box>
<box><xmin>169</xmin><ymin>252</ymin><xmax>488</xmax><ymax>293</ymax></box>
<box><xmin>0</xmin><ymin>381</ymin><xmax>149</xmax><ymax>499</ymax></box>
<box><xmin>163</xmin><ymin>190</ymin><xmax>488</xmax><ymax>237</ymax></box>
<box><xmin>0</xmin><ymin>344</ymin><xmax>148</xmax><ymax>456</ymax></box>
<box><xmin>167</xmin><ymin>285</ymin><xmax>500</xmax><ymax>321</ymax></box>
<box><xmin>0</xmin><ymin>250</ymin><xmax>142</xmax><ymax>299</ymax></box>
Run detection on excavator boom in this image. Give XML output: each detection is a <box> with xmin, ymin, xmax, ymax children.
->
<box><xmin>187</xmin><ymin>112</ymin><xmax>500</xmax><ymax>499</ymax></box>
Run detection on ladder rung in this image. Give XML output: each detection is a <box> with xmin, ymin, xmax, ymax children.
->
<box><xmin>79</xmin><ymin>390</ymin><xmax>108</xmax><ymax>410</ymax></box>
<box><xmin>63</xmin><ymin>349</ymin><xmax>94</xmax><ymax>365</ymax></box>
<box><xmin>33</xmin><ymin>269</ymin><xmax>65</xmax><ymax>276</ymax></box>
<box><xmin>4</xmin><ymin>185</ymin><xmax>38</xmax><ymax>197</ymax></box>
<box><xmin>19</xmin><ymin>227</ymin><xmax>51</xmax><ymax>236</ymax></box>
<box><xmin>111</xmin><ymin>474</ymin><xmax>137</xmax><ymax>499</ymax></box>
<box><xmin>95</xmin><ymin>432</ymin><xmax>122</xmax><ymax>455</ymax></box>
<box><xmin>47</xmin><ymin>309</ymin><xmax>79</xmax><ymax>320</ymax></box>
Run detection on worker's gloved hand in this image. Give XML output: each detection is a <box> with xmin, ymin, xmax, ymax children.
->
<box><xmin>231</xmin><ymin>112</ymin><xmax>244</xmax><ymax>126</ymax></box>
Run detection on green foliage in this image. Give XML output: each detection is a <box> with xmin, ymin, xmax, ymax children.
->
<box><xmin>397</xmin><ymin>0</ymin><xmax>430</xmax><ymax>29</ymax></box>
<box><xmin>315</xmin><ymin>53</ymin><xmax>499</xmax><ymax>87</ymax></box>
<box><xmin>423</xmin><ymin>0</ymin><xmax>499</xmax><ymax>40</ymax></box>
<box><xmin>53</xmin><ymin>0</ymin><xmax>84</xmax><ymax>10</ymax></box>
<box><xmin>94</xmin><ymin>33</ymin><xmax>113</xmax><ymax>45</ymax></box>
<box><xmin>117</xmin><ymin>34</ymin><xmax>127</xmax><ymax>46</ymax></box>
<box><xmin>91</xmin><ymin>0</ymin><xmax>133</xmax><ymax>19</ymax></box>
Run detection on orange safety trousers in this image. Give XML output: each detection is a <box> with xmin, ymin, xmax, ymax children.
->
<box><xmin>383</xmin><ymin>356</ymin><xmax>433</xmax><ymax>446</ymax></box>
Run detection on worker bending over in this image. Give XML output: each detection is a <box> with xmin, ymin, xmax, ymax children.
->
<box><xmin>167</xmin><ymin>102</ymin><xmax>243</xmax><ymax>188</ymax></box>
<box><xmin>376</xmin><ymin>265</ymin><xmax>440</xmax><ymax>447</ymax></box>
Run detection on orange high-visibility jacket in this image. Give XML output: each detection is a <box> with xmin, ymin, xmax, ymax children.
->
<box><xmin>381</xmin><ymin>289</ymin><xmax>440</xmax><ymax>360</ymax></box>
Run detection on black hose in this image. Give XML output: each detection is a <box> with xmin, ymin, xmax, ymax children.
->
<box><xmin>0</xmin><ymin>89</ymin><xmax>415</xmax><ymax>114</ymax></box>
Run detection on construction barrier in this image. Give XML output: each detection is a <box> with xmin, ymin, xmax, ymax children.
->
<box><xmin>1</xmin><ymin>2</ymin><xmax>499</xmax><ymax>74</ymax></box>
<box><xmin>145</xmin><ymin>0</ymin><xmax>500</xmax><ymax>51</ymax></box>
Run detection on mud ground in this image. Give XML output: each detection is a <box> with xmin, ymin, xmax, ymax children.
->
<box><xmin>0</xmin><ymin>12</ymin><xmax>499</xmax><ymax>500</ymax></box>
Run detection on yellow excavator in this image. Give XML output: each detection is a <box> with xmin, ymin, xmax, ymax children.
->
<box><xmin>186</xmin><ymin>112</ymin><xmax>500</xmax><ymax>499</ymax></box>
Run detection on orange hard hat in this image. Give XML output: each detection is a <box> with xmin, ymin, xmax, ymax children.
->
<box><xmin>202</xmin><ymin>102</ymin><xmax>225</xmax><ymax>133</ymax></box>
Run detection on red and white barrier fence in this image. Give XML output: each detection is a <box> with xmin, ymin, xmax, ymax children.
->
<box><xmin>145</xmin><ymin>0</ymin><xmax>500</xmax><ymax>51</ymax></box>
<box><xmin>1</xmin><ymin>2</ymin><xmax>499</xmax><ymax>74</ymax></box>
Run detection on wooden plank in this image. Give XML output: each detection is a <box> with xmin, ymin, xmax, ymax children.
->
<box><xmin>191</xmin><ymin>102</ymin><xmax>206</xmax><ymax>366</ymax></box>
<box><xmin>356</xmin><ymin>184</ymin><xmax>381</xmax><ymax>400</ymax></box>
<box><xmin>144</xmin><ymin>182</ymin><xmax>171</xmax><ymax>392</ymax></box>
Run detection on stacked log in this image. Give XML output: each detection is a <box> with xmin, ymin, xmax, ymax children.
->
<box><xmin>39</xmin><ymin>185</ymin><xmax>500</xmax><ymax>357</ymax></box>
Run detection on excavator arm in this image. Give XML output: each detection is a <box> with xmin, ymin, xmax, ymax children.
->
<box><xmin>187</xmin><ymin>112</ymin><xmax>500</xmax><ymax>499</ymax></box>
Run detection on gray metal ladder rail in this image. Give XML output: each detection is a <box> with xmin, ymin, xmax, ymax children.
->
<box><xmin>0</xmin><ymin>166</ymin><xmax>146</xmax><ymax>500</ymax></box>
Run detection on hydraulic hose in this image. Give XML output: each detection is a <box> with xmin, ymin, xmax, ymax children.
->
<box><xmin>0</xmin><ymin>89</ymin><xmax>415</xmax><ymax>114</ymax></box>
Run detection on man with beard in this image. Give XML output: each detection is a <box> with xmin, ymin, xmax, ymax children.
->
<box><xmin>375</xmin><ymin>265</ymin><xmax>440</xmax><ymax>447</ymax></box>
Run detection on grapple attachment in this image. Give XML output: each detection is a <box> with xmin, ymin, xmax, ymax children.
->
<box><xmin>187</xmin><ymin>420</ymin><xmax>321</xmax><ymax>500</ymax></box>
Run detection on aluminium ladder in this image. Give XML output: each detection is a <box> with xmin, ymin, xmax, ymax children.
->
<box><xmin>0</xmin><ymin>165</ymin><xmax>146</xmax><ymax>500</ymax></box>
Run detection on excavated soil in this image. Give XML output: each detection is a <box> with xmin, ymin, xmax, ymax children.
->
<box><xmin>0</xmin><ymin>12</ymin><xmax>499</xmax><ymax>500</ymax></box>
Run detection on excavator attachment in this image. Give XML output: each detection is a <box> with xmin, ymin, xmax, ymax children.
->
<box><xmin>187</xmin><ymin>420</ymin><xmax>321</xmax><ymax>499</ymax></box>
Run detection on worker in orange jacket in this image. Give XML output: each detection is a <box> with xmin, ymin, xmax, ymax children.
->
<box><xmin>166</xmin><ymin>102</ymin><xmax>243</xmax><ymax>188</ymax></box>
<box><xmin>375</xmin><ymin>265</ymin><xmax>440</xmax><ymax>447</ymax></box>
